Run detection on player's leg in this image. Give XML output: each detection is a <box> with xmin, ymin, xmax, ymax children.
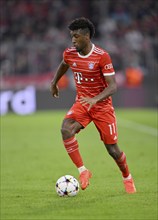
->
<box><xmin>104</xmin><ymin>143</ymin><xmax>129</xmax><ymax>177</ymax></box>
<box><xmin>61</xmin><ymin>103</ymin><xmax>92</xmax><ymax>190</ymax></box>
<box><xmin>105</xmin><ymin>143</ymin><xmax>129</xmax><ymax>175</ymax></box>
<box><xmin>61</xmin><ymin>118</ymin><xmax>84</xmax><ymax>169</ymax></box>
<box><xmin>93</xmin><ymin>109</ymin><xmax>136</xmax><ymax>193</ymax></box>
<box><xmin>61</xmin><ymin>118</ymin><xmax>83</xmax><ymax>140</ymax></box>
<box><xmin>104</xmin><ymin>143</ymin><xmax>136</xmax><ymax>193</ymax></box>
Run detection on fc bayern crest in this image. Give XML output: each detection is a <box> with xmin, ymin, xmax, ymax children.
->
<box><xmin>88</xmin><ymin>62</ymin><xmax>95</xmax><ymax>69</ymax></box>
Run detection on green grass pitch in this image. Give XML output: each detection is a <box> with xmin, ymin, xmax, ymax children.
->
<box><xmin>1</xmin><ymin>109</ymin><xmax>157</xmax><ymax>220</ymax></box>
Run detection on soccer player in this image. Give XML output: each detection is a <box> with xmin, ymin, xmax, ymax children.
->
<box><xmin>50</xmin><ymin>17</ymin><xmax>136</xmax><ymax>193</ymax></box>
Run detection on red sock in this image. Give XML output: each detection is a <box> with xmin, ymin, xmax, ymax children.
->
<box><xmin>115</xmin><ymin>152</ymin><xmax>130</xmax><ymax>178</ymax></box>
<box><xmin>63</xmin><ymin>137</ymin><xmax>83</xmax><ymax>168</ymax></box>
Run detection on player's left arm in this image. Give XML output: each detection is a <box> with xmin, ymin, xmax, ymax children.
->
<box><xmin>79</xmin><ymin>75</ymin><xmax>117</xmax><ymax>110</ymax></box>
<box><xmin>93</xmin><ymin>74</ymin><xmax>117</xmax><ymax>102</ymax></box>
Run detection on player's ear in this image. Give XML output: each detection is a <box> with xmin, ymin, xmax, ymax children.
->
<box><xmin>85</xmin><ymin>32</ymin><xmax>90</xmax><ymax>40</ymax></box>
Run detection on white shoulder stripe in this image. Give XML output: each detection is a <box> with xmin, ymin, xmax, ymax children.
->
<box><xmin>94</xmin><ymin>47</ymin><xmax>104</xmax><ymax>53</ymax></box>
<box><xmin>94</xmin><ymin>49</ymin><xmax>104</xmax><ymax>55</ymax></box>
<box><xmin>66</xmin><ymin>47</ymin><xmax>76</xmax><ymax>52</ymax></box>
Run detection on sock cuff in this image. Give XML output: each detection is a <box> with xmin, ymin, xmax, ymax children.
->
<box><xmin>123</xmin><ymin>174</ymin><xmax>132</xmax><ymax>180</ymax></box>
<box><xmin>63</xmin><ymin>136</ymin><xmax>76</xmax><ymax>143</ymax></box>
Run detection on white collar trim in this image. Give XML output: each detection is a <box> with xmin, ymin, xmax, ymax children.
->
<box><xmin>78</xmin><ymin>44</ymin><xmax>95</xmax><ymax>58</ymax></box>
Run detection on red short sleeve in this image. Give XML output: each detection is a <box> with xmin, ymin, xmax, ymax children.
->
<box><xmin>99</xmin><ymin>53</ymin><xmax>115</xmax><ymax>76</ymax></box>
<box><xmin>63</xmin><ymin>49</ymin><xmax>68</xmax><ymax>64</ymax></box>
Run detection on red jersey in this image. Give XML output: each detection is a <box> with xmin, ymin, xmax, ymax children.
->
<box><xmin>63</xmin><ymin>44</ymin><xmax>115</xmax><ymax>110</ymax></box>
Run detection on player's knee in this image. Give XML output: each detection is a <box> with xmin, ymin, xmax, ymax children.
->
<box><xmin>61</xmin><ymin>127</ymin><xmax>74</xmax><ymax>139</ymax></box>
<box><xmin>105</xmin><ymin>144</ymin><xmax>120</xmax><ymax>160</ymax></box>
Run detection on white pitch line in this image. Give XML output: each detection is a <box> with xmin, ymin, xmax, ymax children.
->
<box><xmin>118</xmin><ymin>119</ymin><xmax>157</xmax><ymax>137</ymax></box>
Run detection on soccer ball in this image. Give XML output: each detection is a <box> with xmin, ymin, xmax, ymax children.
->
<box><xmin>55</xmin><ymin>175</ymin><xmax>79</xmax><ymax>197</ymax></box>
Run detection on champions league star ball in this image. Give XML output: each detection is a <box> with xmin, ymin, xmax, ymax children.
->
<box><xmin>55</xmin><ymin>175</ymin><xmax>79</xmax><ymax>197</ymax></box>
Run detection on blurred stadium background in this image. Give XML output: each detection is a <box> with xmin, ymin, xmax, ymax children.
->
<box><xmin>0</xmin><ymin>0</ymin><xmax>157</xmax><ymax>115</ymax></box>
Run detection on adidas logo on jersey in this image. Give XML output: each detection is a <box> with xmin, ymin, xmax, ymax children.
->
<box><xmin>114</xmin><ymin>135</ymin><xmax>117</xmax><ymax>140</ymax></box>
<box><xmin>67</xmin><ymin>110</ymin><xmax>73</xmax><ymax>115</ymax></box>
<box><xmin>72</xmin><ymin>62</ymin><xmax>77</xmax><ymax>67</ymax></box>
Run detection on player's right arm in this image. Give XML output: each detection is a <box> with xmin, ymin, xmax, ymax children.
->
<box><xmin>50</xmin><ymin>60</ymin><xmax>69</xmax><ymax>98</ymax></box>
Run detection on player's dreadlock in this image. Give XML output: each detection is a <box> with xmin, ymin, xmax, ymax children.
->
<box><xmin>68</xmin><ymin>17</ymin><xmax>95</xmax><ymax>39</ymax></box>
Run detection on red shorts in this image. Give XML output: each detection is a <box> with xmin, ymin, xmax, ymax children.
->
<box><xmin>64</xmin><ymin>101</ymin><xmax>118</xmax><ymax>144</ymax></box>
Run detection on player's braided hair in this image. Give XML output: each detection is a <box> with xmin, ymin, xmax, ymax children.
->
<box><xmin>68</xmin><ymin>17</ymin><xmax>95</xmax><ymax>39</ymax></box>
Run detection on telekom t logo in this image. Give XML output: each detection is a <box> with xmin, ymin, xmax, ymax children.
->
<box><xmin>74</xmin><ymin>72</ymin><xmax>83</xmax><ymax>84</ymax></box>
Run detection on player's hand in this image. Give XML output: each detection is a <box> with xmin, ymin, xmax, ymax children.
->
<box><xmin>50</xmin><ymin>82</ymin><xmax>59</xmax><ymax>98</ymax></box>
<box><xmin>79</xmin><ymin>96</ymin><xmax>97</xmax><ymax>111</ymax></box>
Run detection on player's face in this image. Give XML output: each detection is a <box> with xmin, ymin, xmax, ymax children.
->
<box><xmin>70</xmin><ymin>29</ymin><xmax>88</xmax><ymax>53</ymax></box>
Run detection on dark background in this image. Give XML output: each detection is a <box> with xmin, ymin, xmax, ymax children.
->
<box><xmin>0</xmin><ymin>0</ymin><xmax>157</xmax><ymax>114</ymax></box>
